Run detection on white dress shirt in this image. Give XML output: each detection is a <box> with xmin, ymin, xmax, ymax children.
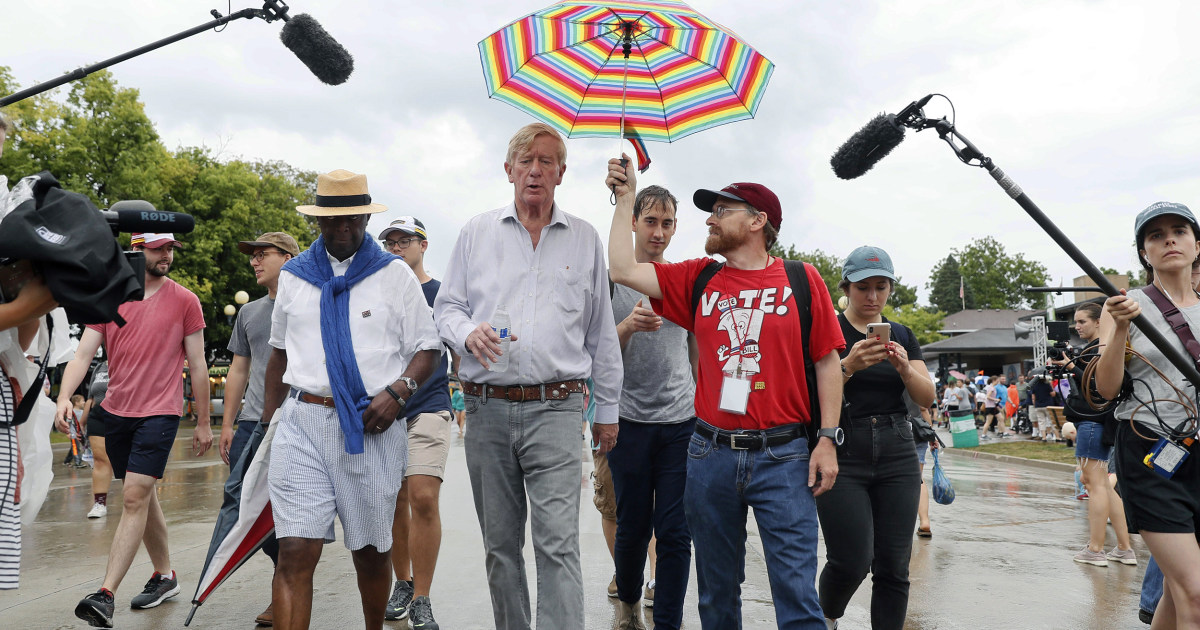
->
<box><xmin>270</xmin><ymin>250</ymin><xmax>442</xmax><ymax>398</ymax></box>
<box><xmin>434</xmin><ymin>202</ymin><xmax>623</xmax><ymax>424</ymax></box>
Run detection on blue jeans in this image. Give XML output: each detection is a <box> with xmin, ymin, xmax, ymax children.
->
<box><xmin>685</xmin><ymin>420</ymin><xmax>824</xmax><ymax>629</ymax></box>
<box><xmin>1142</xmin><ymin>556</ymin><xmax>1164</xmax><ymax>613</ymax></box>
<box><xmin>607</xmin><ymin>417</ymin><xmax>695</xmax><ymax>630</ymax></box>
<box><xmin>816</xmin><ymin>414</ymin><xmax>920</xmax><ymax>630</ymax></box>
<box><xmin>464</xmin><ymin>393</ymin><xmax>584</xmax><ymax>630</ymax></box>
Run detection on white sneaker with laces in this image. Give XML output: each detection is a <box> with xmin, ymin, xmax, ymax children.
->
<box><xmin>87</xmin><ymin>502</ymin><xmax>107</xmax><ymax>519</ymax></box>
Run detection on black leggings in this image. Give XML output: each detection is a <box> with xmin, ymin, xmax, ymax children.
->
<box><xmin>816</xmin><ymin>414</ymin><xmax>921</xmax><ymax>629</ymax></box>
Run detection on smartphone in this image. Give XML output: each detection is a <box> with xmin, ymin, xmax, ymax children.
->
<box><xmin>866</xmin><ymin>322</ymin><xmax>891</xmax><ymax>344</ymax></box>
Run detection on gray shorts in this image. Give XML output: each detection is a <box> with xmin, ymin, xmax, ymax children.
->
<box><xmin>268</xmin><ymin>398</ymin><xmax>408</xmax><ymax>551</ymax></box>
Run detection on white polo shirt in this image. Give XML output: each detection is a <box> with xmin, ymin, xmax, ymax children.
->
<box><xmin>270</xmin><ymin>250</ymin><xmax>441</xmax><ymax>398</ymax></box>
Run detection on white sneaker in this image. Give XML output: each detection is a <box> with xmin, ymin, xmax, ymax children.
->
<box><xmin>87</xmin><ymin>502</ymin><xmax>107</xmax><ymax>519</ymax></box>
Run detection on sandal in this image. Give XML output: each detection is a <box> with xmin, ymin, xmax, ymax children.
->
<box><xmin>916</xmin><ymin>527</ymin><xmax>933</xmax><ymax>538</ymax></box>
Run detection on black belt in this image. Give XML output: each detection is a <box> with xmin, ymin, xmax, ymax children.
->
<box><xmin>694</xmin><ymin>423</ymin><xmax>805</xmax><ymax>450</ymax></box>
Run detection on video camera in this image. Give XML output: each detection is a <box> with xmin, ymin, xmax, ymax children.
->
<box><xmin>0</xmin><ymin>173</ymin><xmax>194</xmax><ymax>325</ymax></box>
<box><xmin>1045</xmin><ymin>320</ymin><xmax>1078</xmax><ymax>378</ymax></box>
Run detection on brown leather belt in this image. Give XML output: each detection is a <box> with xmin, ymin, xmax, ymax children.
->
<box><xmin>292</xmin><ymin>389</ymin><xmax>336</xmax><ymax>408</ymax></box>
<box><xmin>461</xmin><ymin>379</ymin><xmax>585</xmax><ymax>402</ymax></box>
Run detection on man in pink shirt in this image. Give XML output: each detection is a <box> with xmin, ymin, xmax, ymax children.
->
<box><xmin>54</xmin><ymin>232</ymin><xmax>211</xmax><ymax>628</ymax></box>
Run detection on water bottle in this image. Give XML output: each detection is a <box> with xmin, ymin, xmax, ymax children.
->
<box><xmin>489</xmin><ymin>305</ymin><xmax>511</xmax><ymax>372</ymax></box>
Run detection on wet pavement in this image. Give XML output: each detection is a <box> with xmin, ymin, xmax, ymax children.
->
<box><xmin>0</xmin><ymin>429</ymin><xmax>1147</xmax><ymax>629</ymax></box>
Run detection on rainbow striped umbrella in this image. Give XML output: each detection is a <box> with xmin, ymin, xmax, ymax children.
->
<box><xmin>479</xmin><ymin>0</ymin><xmax>774</xmax><ymax>151</ymax></box>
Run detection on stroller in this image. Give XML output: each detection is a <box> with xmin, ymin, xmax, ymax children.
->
<box><xmin>1011</xmin><ymin>405</ymin><xmax>1033</xmax><ymax>435</ymax></box>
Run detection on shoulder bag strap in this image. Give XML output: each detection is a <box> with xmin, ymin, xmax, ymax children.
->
<box><xmin>1143</xmin><ymin>284</ymin><xmax>1200</xmax><ymax>365</ymax></box>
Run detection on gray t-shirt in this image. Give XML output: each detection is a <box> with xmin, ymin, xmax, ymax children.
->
<box><xmin>611</xmin><ymin>283</ymin><xmax>695</xmax><ymax>424</ymax></box>
<box><xmin>1115</xmin><ymin>288</ymin><xmax>1200</xmax><ymax>436</ymax></box>
<box><xmin>227</xmin><ymin>296</ymin><xmax>275</xmax><ymax>424</ymax></box>
<box><xmin>87</xmin><ymin>363</ymin><xmax>109</xmax><ymax>406</ymax></box>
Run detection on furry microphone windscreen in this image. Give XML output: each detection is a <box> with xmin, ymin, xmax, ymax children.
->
<box><xmin>829</xmin><ymin>114</ymin><xmax>906</xmax><ymax>180</ymax></box>
<box><xmin>280</xmin><ymin>14</ymin><xmax>354</xmax><ymax>85</ymax></box>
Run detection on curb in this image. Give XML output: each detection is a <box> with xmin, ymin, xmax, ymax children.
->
<box><xmin>940</xmin><ymin>444</ymin><xmax>1076</xmax><ymax>473</ymax></box>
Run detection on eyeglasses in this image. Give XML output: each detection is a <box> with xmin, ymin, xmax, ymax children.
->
<box><xmin>385</xmin><ymin>237</ymin><xmax>420</xmax><ymax>249</ymax></box>
<box><xmin>251</xmin><ymin>250</ymin><xmax>283</xmax><ymax>262</ymax></box>
<box><xmin>713</xmin><ymin>204</ymin><xmax>754</xmax><ymax>219</ymax></box>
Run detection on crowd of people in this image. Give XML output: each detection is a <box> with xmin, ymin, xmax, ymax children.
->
<box><xmin>3</xmin><ymin>117</ymin><xmax>1200</xmax><ymax>630</ymax></box>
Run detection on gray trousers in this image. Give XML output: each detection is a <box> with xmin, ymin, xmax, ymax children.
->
<box><xmin>464</xmin><ymin>393</ymin><xmax>584</xmax><ymax>630</ymax></box>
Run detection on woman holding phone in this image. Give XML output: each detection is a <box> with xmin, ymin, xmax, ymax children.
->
<box><xmin>817</xmin><ymin>246</ymin><xmax>936</xmax><ymax>630</ymax></box>
<box><xmin>1095</xmin><ymin>202</ymin><xmax>1200</xmax><ymax>627</ymax></box>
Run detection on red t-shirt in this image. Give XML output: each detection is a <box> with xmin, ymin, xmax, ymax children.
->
<box><xmin>652</xmin><ymin>257</ymin><xmax>844</xmax><ymax>430</ymax></box>
<box><xmin>87</xmin><ymin>279</ymin><xmax>205</xmax><ymax>418</ymax></box>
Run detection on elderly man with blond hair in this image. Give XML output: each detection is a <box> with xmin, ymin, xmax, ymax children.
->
<box><xmin>434</xmin><ymin>123</ymin><xmax>623</xmax><ymax>630</ymax></box>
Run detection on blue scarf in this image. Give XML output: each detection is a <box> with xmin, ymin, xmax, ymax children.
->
<box><xmin>282</xmin><ymin>234</ymin><xmax>396</xmax><ymax>454</ymax></box>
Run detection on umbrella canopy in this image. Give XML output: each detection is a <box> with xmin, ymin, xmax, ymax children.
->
<box><xmin>479</xmin><ymin>0</ymin><xmax>774</xmax><ymax>144</ymax></box>
<box><xmin>185</xmin><ymin>420</ymin><xmax>277</xmax><ymax>626</ymax></box>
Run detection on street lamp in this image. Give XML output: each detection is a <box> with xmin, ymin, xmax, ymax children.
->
<box><xmin>223</xmin><ymin>304</ymin><xmax>236</xmax><ymax>325</ymax></box>
<box><xmin>235</xmin><ymin>290</ymin><xmax>249</xmax><ymax>306</ymax></box>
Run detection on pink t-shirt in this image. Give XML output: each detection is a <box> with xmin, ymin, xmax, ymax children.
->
<box><xmin>86</xmin><ymin>278</ymin><xmax>205</xmax><ymax>417</ymax></box>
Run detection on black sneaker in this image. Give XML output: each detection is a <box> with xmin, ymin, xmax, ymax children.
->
<box><xmin>1139</xmin><ymin>608</ymin><xmax>1154</xmax><ymax>625</ymax></box>
<box><xmin>384</xmin><ymin>580</ymin><xmax>414</xmax><ymax>621</ymax></box>
<box><xmin>75</xmin><ymin>589</ymin><xmax>115</xmax><ymax>628</ymax></box>
<box><xmin>129</xmin><ymin>571</ymin><xmax>180</xmax><ymax>609</ymax></box>
<box><xmin>409</xmin><ymin>595</ymin><xmax>440</xmax><ymax>630</ymax></box>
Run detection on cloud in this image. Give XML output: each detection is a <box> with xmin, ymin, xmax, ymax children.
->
<box><xmin>5</xmin><ymin>0</ymin><xmax>1200</xmax><ymax>305</ymax></box>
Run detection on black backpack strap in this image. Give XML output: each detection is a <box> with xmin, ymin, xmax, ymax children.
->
<box><xmin>689</xmin><ymin>261</ymin><xmax>725</xmax><ymax>321</ymax></box>
<box><xmin>783</xmin><ymin>261</ymin><xmax>820</xmax><ymax>445</ymax></box>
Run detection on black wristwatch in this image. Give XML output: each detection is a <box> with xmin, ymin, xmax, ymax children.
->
<box><xmin>817</xmin><ymin>427</ymin><xmax>844</xmax><ymax>446</ymax></box>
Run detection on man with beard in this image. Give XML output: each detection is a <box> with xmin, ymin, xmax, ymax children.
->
<box><xmin>56</xmin><ymin>232</ymin><xmax>212</xmax><ymax>628</ymax></box>
<box><xmin>606</xmin><ymin>161</ymin><xmax>844</xmax><ymax>630</ymax></box>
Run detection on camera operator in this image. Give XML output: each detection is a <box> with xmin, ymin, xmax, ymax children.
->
<box><xmin>0</xmin><ymin>111</ymin><xmax>60</xmax><ymax>590</ymax></box>
<box><xmin>1056</xmin><ymin>302</ymin><xmax>1134</xmax><ymax>566</ymax></box>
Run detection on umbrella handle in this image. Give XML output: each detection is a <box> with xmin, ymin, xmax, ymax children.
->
<box><xmin>610</xmin><ymin>157</ymin><xmax>630</xmax><ymax>206</ymax></box>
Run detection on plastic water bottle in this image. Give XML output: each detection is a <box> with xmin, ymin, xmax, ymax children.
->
<box><xmin>489</xmin><ymin>306</ymin><xmax>511</xmax><ymax>372</ymax></box>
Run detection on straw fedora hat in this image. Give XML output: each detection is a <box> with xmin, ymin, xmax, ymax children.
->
<box><xmin>296</xmin><ymin>169</ymin><xmax>388</xmax><ymax>216</ymax></box>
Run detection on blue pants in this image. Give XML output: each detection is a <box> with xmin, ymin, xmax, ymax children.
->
<box><xmin>1142</xmin><ymin>556</ymin><xmax>1164</xmax><ymax>614</ymax></box>
<box><xmin>684</xmin><ymin>420</ymin><xmax>824</xmax><ymax>629</ymax></box>
<box><xmin>607</xmin><ymin>418</ymin><xmax>695</xmax><ymax>630</ymax></box>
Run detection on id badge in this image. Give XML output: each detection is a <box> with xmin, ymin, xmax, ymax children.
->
<box><xmin>719</xmin><ymin>372</ymin><xmax>752</xmax><ymax>415</ymax></box>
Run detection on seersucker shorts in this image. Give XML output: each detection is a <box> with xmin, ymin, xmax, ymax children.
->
<box><xmin>268</xmin><ymin>397</ymin><xmax>407</xmax><ymax>551</ymax></box>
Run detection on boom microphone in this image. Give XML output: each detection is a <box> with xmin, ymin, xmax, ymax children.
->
<box><xmin>102</xmin><ymin>200</ymin><xmax>195</xmax><ymax>234</ymax></box>
<box><xmin>280</xmin><ymin>13</ymin><xmax>354</xmax><ymax>85</ymax></box>
<box><xmin>829</xmin><ymin>114</ymin><xmax>906</xmax><ymax>180</ymax></box>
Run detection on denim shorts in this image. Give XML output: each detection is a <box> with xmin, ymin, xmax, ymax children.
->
<box><xmin>1075</xmin><ymin>420</ymin><xmax>1108</xmax><ymax>461</ymax></box>
<box><xmin>915</xmin><ymin>441</ymin><xmax>927</xmax><ymax>465</ymax></box>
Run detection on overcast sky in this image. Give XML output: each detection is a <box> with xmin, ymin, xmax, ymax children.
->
<box><xmin>6</xmin><ymin>0</ymin><xmax>1200</xmax><ymax>308</ymax></box>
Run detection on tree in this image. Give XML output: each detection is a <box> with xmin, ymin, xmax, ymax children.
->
<box><xmin>770</xmin><ymin>243</ymin><xmax>840</xmax><ymax>302</ymax></box>
<box><xmin>928</xmin><ymin>238</ymin><xmax>1050</xmax><ymax>311</ymax></box>
<box><xmin>888</xmin><ymin>279</ymin><xmax>918</xmax><ymax>308</ymax></box>
<box><xmin>0</xmin><ymin>67</ymin><xmax>318</xmax><ymax>348</ymax></box>
<box><xmin>883</xmin><ymin>304</ymin><xmax>946</xmax><ymax>345</ymax></box>
<box><xmin>927</xmin><ymin>254</ymin><xmax>971</xmax><ymax>314</ymax></box>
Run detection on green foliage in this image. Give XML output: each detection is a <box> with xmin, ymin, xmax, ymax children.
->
<box><xmin>0</xmin><ymin>67</ymin><xmax>318</xmax><ymax>350</ymax></box>
<box><xmin>882</xmin><ymin>304</ymin><xmax>946</xmax><ymax>345</ymax></box>
<box><xmin>769</xmin><ymin>243</ymin><xmax>841</xmax><ymax>301</ymax></box>
<box><xmin>928</xmin><ymin>238</ymin><xmax>1050</xmax><ymax>311</ymax></box>
<box><xmin>927</xmin><ymin>254</ymin><xmax>971</xmax><ymax>314</ymax></box>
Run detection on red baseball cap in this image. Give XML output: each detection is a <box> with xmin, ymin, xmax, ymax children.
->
<box><xmin>693</xmin><ymin>183</ymin><xmax>782</xmax><ymax>230</ymax></box>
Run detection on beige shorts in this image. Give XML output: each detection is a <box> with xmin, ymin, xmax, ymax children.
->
<box><xmin>591</xmin><ymin>450</ymin><xmax>616</xmax><ymax>521</ymax></box>
<box><xmin>405</xmin><ymin>411</ymin><xmax>453</xmax><ymax>479</ymax></box>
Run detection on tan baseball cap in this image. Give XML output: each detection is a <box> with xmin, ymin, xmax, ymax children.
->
<box><xmin>237</xmin><ymin>232</ymin><xmax>300</xmax><ymax>257</ymax></box>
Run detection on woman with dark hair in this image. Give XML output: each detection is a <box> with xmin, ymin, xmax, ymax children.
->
<box><xmin>1095</xmin><ymin>202</ymin><xmax>1200</xmax><ymax>627</ymax></box>
<box><xmin>817</xmin><ymin>246</ymin><xmax>936</xmax><ymax>630</ymax></box>
<box><xmin>1058</xmin><ymin>301</ymin><xmax>1134</xmax><ymax>566</ymax></box>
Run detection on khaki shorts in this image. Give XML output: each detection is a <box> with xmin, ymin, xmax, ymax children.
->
<box><xmin>591</xmin><ymin>450</ymin><xmax>616</xmax><ymax>521</ymax></box>
<box><xmin>405</xmin><ymin>411</ymin><xmax>453</xmax><ymax>479</ymax></box>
